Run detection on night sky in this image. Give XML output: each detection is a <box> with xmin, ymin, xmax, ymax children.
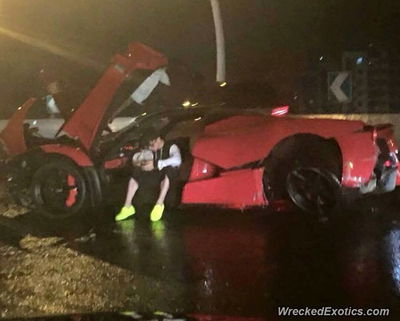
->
<box><xmin>0</xmin><ymin>0</ymin><xmax>399</xmax><ymax>117</ymax></box>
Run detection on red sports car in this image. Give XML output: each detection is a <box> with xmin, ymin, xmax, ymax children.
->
<box><xmin>1</xmin><ymin>43</ymin><xmax>399</xmax><ymax>220</ymax></box>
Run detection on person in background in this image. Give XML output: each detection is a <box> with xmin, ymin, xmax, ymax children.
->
<box><xmin>115</xmin><ymin>131</ymin><xmax>182</xmax><ymax>222</ymax></box>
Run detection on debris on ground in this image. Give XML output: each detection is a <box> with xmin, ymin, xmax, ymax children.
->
<box><xmin>0</xmin><ymin>181</ymin><xmax>28</xmax><ymax>218</ymax></box>
<box><xmin>0</xmin><ymin>237</ymin><xmax>138</xmax><ymax>318</ymax></box>
<box><xmin>0</xmin><ymin>181</ymin><xmax>187</xmax><ymax>317</ymax></box>
<box><xmin>74</xmin><ymin>229</ymin><xmax>97</xmax><ymax>243</ymax></box>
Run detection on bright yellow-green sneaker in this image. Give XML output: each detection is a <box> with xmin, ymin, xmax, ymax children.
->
<box><xmin>150</xmin><ymin>204</ymin><xmax>165</xmax><ymax>222</ymax></box>
<box><xmin>115</xmin><ymin>205</ymin><xmax>136</xmax><ymax>221</ymax></box>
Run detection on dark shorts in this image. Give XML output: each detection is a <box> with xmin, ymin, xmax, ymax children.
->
<box><xmin>131</xmin><ymin>166</ymin><xmax>179</xmax><ymax>182</ymax></box>
<box><xmin>130</xmin><ymin>168</ymin><xmax>164</xmax><ymax>205</ymax></box>
<box><xmin>131</xmin><ymin>167</ymin><xmax>165</xmax><ymax>187</ymax></box>
<box><xmin>131</xmin><ymin>166</ymin><xmax>181</xmax><ymax>207</ymax></box>
<box><xmin>160</xmin><ymin>166</ymin><xmax>180</xmax><ymax>180</ymax></box>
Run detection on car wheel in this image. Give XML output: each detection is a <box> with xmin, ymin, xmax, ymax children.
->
<box><xmin>264</xmin><ymin>136</ymin><xmax>342</xmax><ymax>219</ymax></box>
<box><xmin>31</xmin><ymin>159</ymin><xmax>88</xmax><ymax>219</ymax></box>
<box><xmin>286</xmin><ymin>167</ymin><xmax>341</xmax><ymax>218</ymax></box>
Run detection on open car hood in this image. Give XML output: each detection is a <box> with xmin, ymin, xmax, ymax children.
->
<box><xmin>60</xmin><ymin>42</ymin><xmax>168</xmax><ymax>151</ymax></box>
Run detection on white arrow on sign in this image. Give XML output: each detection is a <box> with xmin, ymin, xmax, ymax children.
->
<box><xmin>330</xmin><ymin>72</ymin><xmax>350</xmax><ymax>103</ymax></box>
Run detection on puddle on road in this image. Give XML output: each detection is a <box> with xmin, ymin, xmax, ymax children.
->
<box><xmin>1</xmin><ymin>200</ymin><xmax>400</xmax><ymax>317</ymax></box>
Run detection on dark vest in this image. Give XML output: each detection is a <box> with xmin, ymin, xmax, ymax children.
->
<box><xmin>153</xmin><ymin>140</ymin><xmax>175</xmax><ymax>166</ymax></box>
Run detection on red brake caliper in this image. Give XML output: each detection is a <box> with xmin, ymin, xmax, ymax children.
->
<box><xmin>65</xmin><ymin>174</ymin><xmax>78</xmax><ymax>208</ymax></box>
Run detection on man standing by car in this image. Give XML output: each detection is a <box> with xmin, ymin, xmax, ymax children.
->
<box><xmin>115</xmin><ymin>131</ymin><xmax>182</xmax><ymax>222</ymax></box>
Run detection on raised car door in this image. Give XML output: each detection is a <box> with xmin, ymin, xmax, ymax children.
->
<box><xmin>60</xmin><ymin>43</ymin><xmax>168</xmax><ymax>152</ymax></box>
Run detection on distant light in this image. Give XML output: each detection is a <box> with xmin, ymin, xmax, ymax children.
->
<box><xmin>194</xmin><ymin>117</ymin><xmax>202</xmax><ymax>121</ymax></box>
<box><xmin>219</xmin><ymin>82</ymin><xmax>227</xmax><ymax>87</ymax></box>
<box><xmin>271</xmin><ymin>105</ymin><xmax>289</xmax><ymax>117</ymax></box>
<box><xmin>356</xmin><ymin>57</ymin><xmax>364</xmax><ymax>65</ymax></box>
<box><xmin>372</xmin><ymin>128</ymin><xmax>378</xmax><ymax>141</ymax></box>
<box><xmin>141</xmin><ymin>112</ymin><xmax>147</xmax><ymax>116</ymax></box>
<box><xmin>32</xmin><ymin>120</ymin><xmax>38</xmax><ymax>125</ymax></box>
<box><xmin>17</xmin><ymin>106</ymin><xmax>22</xmax><ymax>111</ymax></box>
<box><xmin>191</xmin><ymin>102</ymin><xmax>199</xmax><ymax>107</ymax></box>
<box><xmin>319</xmin><ymin>56</ymin><xmax>324</xmax><ymax>62</ymax></box>
<box><xmin>182</xmin><ymin>100</ymin><xmax>191</xmax><ymax>107</ymax></box>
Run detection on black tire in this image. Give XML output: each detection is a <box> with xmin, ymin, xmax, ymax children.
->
<box><xmin>264</xmin><ymin>136</ymin><xmax>342</xmax><ymax>217</ymax></box>
<box><xmin>286</xmin><ymin>167</ymin><xmax>341</xmax><ymax>218</ymax></box>
<box><xmin>31</xmin><ymin>159</ymin><xmax>88</xmax><ymax>219</ymax></box>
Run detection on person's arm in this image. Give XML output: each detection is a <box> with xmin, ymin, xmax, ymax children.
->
<box><xmin>157</xmin><ymin>144</ymin><xmax>182</xmax><ymax>170</ymax></box>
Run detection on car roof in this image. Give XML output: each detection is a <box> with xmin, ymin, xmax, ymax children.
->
<box><xmin>104</xmin><ymin>105</ymin><xmax>267</xmax><ymax>145</ymax></box>
<box><xmin>133</xmin><ymin>105</ymin><xmax>266</xmax><ymax>124</ymax></box>
<box><xmin>98</xmin><ymin>106</ymin><xmax>271</xmax><ymax>158</ymax></box>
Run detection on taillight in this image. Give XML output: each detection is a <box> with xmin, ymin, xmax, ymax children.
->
<box><xmin>271</xmin><ymin>105</ymin><xmax>289</xmax><ymax>117</ymax></box>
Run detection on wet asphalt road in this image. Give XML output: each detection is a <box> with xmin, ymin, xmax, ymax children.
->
<box><xmin>2</xmin><ymin>193</ymin><xmax>400</xmax><ymax>318</ymax></box>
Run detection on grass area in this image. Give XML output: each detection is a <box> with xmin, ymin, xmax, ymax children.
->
<box><xmin>0</xmin><ymin>181</ymin><xmax>187</xmax><ymax>318</ymax></box>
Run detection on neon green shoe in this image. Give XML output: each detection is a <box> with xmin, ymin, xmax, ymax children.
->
<box><xmin>150</xmin><ymin>204</ymin><xmax>165</xmax><ymax>222</ymax></box>
<box><xmin>115</xmin><ymin>205</ymin><xmax>136</xmax><ymax>221</ymax></box>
